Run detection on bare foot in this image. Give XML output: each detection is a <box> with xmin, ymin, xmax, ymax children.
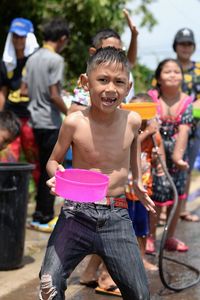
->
<box><xmin>143</xmin><ymin>258</ymin><xmax>158</xmax><ymax>271</ymax></box>
<box><xmin>98</xmin><ymin>269</ymin><xmax>121</xmax><ymax>294</ymax></box>
<box><xmin>80</xmin><ymin>255</ymin><xmax>101</xmax><ymax>284</ymax></box>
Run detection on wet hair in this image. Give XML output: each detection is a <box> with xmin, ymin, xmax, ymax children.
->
<box><xmin>91</xmin><ymin>28</ymin><xmax>121</xmax><ymax>49</ymax></box>
<box><xmin>154</xmin><ymin>58</ymin><xmax>183</xmax><ymax>96</ymax></box>
<box><xmin>42</xmin><ymin>18</ymin><xmax>69</xmax><ymax>42</ymax></box>
<box><xmin>0</xmin><ymin>110</ymin><xmax>20</xmax><ymax>140</ymax></box>
<box><xmin>86</xmin><ymin>46</ymin><xmax>130</xmax><ymax>75</ymax></box>
<box><xmin>130</xmin><ymin>93</ymin><xmax>153</xmax><ymax>103</ymax></box>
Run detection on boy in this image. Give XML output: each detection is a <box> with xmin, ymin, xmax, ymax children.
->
<box><xmin>42</xmin><ymin>47</ymin><xmax>155</xmax><ymax>300</ymax></box>
<box><xmin>69</xmin><ymin>8</ymin><xmax>138</xmax><ymax>113</ymax></box>
<box><xmin>0</xmin><ymin>110</ymin><xmax>20</xmax><ymax>151</ymax></box>
<box><xmin>22</xmin><ymin>18</ymin><xmax>69</xmax><ymax>229</ymax></box>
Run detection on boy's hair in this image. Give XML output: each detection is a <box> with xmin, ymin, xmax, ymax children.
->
<box><xmin>42</xmin><ymin>18</ymin><xmax>69</xmax><ymax>42</ymax></box>
<box><xmin>0</xmin><ymin>110</ymin><xmax>20</xmax><ymax>140</ymax></box>
<box><xmin>86</xmin><ymin>46</ymin><xmax>130</xmax><ymax>75</ymax></box>
<box><xmin>130</xmin><ymin>93</ymin><xmax>153</xmax><ymax>103</ymax></box>
<box><xmin>91</xmin><ymin>29</ymin><xmax>121</xmax><ymax>49</ymax></box>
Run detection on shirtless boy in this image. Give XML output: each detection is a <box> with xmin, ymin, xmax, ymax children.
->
<box><xmin>41</xmin><ymin>47</ymin><xmax>155</xmax><ymax>300</ymax></box>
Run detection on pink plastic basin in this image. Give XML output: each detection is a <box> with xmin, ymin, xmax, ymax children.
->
<box><xmin>55</xmin><ymin>168</ymin><xmax>109</xmax><ymax>202</ymax></box>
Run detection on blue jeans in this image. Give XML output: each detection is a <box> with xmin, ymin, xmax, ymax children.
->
<box><xmin>39</xmin><ymin>200</ymin><xmax>150</xmax><ymax>300</ymax></box>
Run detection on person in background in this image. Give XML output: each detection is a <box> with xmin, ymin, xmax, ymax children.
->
<box><xmin>22</xmin><ymin>18</ymin><xmax>69</xmax><ymax>231</ymax></box>
<box><xmin>173</xmin><ymin>28</ymin><xmax>200</xmax><ymax>222</ymax></box>
<box><xmin>148</xmin><ymin>58</ymin><xmax>193</xmax><ymax>252</ymax></box>
<box><xmin>125</xmin><ymin>93</ymin><xmax>165</xmax><ymax>272</ymax></box>
<box><xmin>0</xmin><ymin>110</ymin><xmax>20</xmax><ymax>151</ymax></box>
<box><xmin>0</xmin><ymin>17</ymin><xmax>40</xmax><ymax>189</ymax></box>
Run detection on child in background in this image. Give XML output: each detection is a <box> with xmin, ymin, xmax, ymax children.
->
<box><xmin>0</xmin><ymin>110</ymin><xmax>20</xmax><ymax>151</ymax></box>
<box><xmin>125</xmin><ymin>93</ymin><xmax>165</xmax><ymax>271</ymax></box>
<box><xmin>148</xmin><ymin>58</ymin><xmax>193</xmax><ymax>252</ymax></box>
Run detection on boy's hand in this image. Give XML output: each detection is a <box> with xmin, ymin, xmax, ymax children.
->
<box><xmin>46</xmin><ymin>164</ymin><xmax>65</xmax><ymax>195</ymax></box>
<box><xmin>46</xmin><ymin>176</ymin><xmax>57</xmax><ymax>195</ymax></box>
<box><xmin>123</xmin><ymin>8</ymin><xmax>138</xmax><ymax>36</ymax></box>
<box><xmin>132</xmin><ymin>180</ymin><xmax>156</xmax><ymax>214</ymax></box>
<box><xmin>173</xmin><ymin>158</ymin><xmax>189</xmax><ymax>171</ymax></box>
<box><xmin>146</xmin><ymin>119</ymin><xmax>159</xmax><ymax>135</ymax></box>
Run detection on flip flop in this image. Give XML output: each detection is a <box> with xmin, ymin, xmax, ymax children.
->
<box><xmin>27</xmin><ymin>216</ymin><xmax>58</xmax><ymax>233</ymax></box>
<box><xmin>180</xmin><ymin>212</ymin><xmax>200</xmax><ymax>222</ymax></box>
<box><xmin>95</xmin><ymin>285</ymin><xmax>122</xmax><ymax>297</ymax></box>
<box><xmin>164</xmin><ymin>237</ymin><xmax>189</xmax><ymax>252</ymax></box>
<box><xmin>79</xmin><ymin>280</ymin><xmax>98</xmax><ymax>288</ymax></box>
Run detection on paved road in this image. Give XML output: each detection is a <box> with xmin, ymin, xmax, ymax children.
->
<box><xmin>0</xmin><ymin>174</ymin><xmax>200</xmax><ymax>299</ymax></box>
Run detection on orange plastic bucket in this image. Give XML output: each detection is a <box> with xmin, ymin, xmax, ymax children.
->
<box><xmin>120</xmin><ymin>102</ymin><xmax>157</xmax><ymax>120</ymax></box>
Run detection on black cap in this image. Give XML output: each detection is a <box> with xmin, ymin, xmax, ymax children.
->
<box><xmin>173</xmin><ymin>28</ymin><xmax>195</xmax><ymax>51</ymax></box>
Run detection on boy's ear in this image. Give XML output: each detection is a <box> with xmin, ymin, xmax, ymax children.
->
<box><xmin>126</xmin><ymin>81</ymin><xmax>132</xmax><ymax>96</ymax></box>
<box><xmin>80</xmin><ymin>73</ymin><xmax>89</xmax><ymax>91</ymax></box>
<box><xmin>88</xmin><ymin>47</ymin><xmax>97</xmax><ymax>56</ymax></box>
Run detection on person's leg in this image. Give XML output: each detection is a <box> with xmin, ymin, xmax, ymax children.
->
<box><xmin>97</xmin><ymin>207</ymin><xmax>150</xmax><ymax>300</ymax></box>
<box><xmin>39</xmin><ymin>202</ymin><xmax>97</xmax><ymax>299</ymax></box>
<box><xmin>180</xmin><ymin>125</ymin><xmax>200</xmax><ymax>221</ymax></box>
<box><xmin>80</xmin><ymin>254</ymin><xmax>101</xmax><ymax>285</ymax></box>
<box><xmin>33</xmin><ymin>129</ymin><xmax>59</xmax><ymax>223</ymax></box>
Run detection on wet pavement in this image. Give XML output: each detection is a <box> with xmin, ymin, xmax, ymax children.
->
<box><xmin>0</xmin><ymin>174</ymin><xmax>200</xmax><ymax>299</ymax></box>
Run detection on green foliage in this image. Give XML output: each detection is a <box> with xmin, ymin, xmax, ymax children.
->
<box><xmin>0</xmin><ymin>0</ymin><xmax>157</xmax><ymax>90</ymax></box>
<box><xmin>133</xmin><ymin>62</ymin><xmax>153</xmax><ymax>94</ymax></box>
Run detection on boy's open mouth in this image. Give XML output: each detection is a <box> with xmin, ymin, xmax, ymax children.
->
<box><xmin>102</xmin><ymin>97</ymin><xmax>117</xmax><ymax>106</ymax></box>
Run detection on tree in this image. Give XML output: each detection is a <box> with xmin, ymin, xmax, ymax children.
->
<box><xmin>0</xmin><ymin>0</ymin><xmax>157</xmax><ymax>89</ymax></box>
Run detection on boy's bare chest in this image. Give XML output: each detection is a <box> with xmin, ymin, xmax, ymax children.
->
<box><xmin>74</xmin><ymin>123</ymin><xmax>133</xmax><ymax>163</ymax></box>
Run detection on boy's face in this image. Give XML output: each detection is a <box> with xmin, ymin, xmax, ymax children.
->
<box><xmin>0</xmin><ymin>129</ymin><xmax>13</xmax><ymax>151</ymax></box>
<box><xmin>82</xmin><ymin>62</ymin><xmax>131</xmax><ymax>113</ymax></box>
<box><xmin>100</xmin><ymin>37</ymin><xmax>122</xmax><ymax>50</ymax></box>
<box><xmin>12</xmin><ymin>33</ymin><xmax>26</xmax><ymax>52</ymax></box>
<box><xmin>175</xmin><ymin>42</ymin><xmax>195</xmax><ymax>61</ymax></box>
<box><xmin>89</xmin><ymin>37</ymin><xmax>122</xmax><ymax>56</ymax></box>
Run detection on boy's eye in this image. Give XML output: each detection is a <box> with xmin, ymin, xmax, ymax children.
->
<box><xmin>116</xmin><ymin>80</ymin><xmax>125</xmax><ymax>84</ymax></box>
<box><xmin>98</xmin><ymin>78</ymin><xmax>107</xmax><ymax>83</ymax></box>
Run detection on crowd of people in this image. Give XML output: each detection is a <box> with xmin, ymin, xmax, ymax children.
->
<box><xmin>0</xmin><ymin>11</ymin><xmax>200</xmax><ymax>300</ymax></box>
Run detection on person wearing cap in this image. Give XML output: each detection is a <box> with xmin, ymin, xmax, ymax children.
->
<box><xmin>0</xmin><ymin>18</ymin><xmax>40</xmax><ymax>195</ymax></box>
<box><xmin>173</xmin><ymin>27</ymin><xmax>200</xmax><ymax>222</ymax></box>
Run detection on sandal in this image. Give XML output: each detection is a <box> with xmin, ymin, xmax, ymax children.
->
<box><xmin>95</xmin><ymin>285</ymin><xmax>122</xmax><ymax>297</ymax></box>
<box><xmin>165</xmin><ymin>237</ymin><xmax>189</xmax><ymax>252</ymax></box>
<box><xmin>145</xmin><ymin>237</ymin><xmax>156</xmax><ymax>254</ymax></box>
<box><xmin>180</xmin><ymin>212</ymin><xmax>200</xmax><ymax>222</ymax></box>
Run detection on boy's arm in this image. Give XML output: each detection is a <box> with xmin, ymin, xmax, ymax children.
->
<box><xmin>123</xmin><ymin>9</ymin><xmax>138</xmax><ymax>68</ymax></box>
<box><xmin>130</xmin><ymin>115</ymin><xmax>156</xmax><ymax>213</ymax></box>
<box><xmin>20</xmin><ymin>82</ymin><xmax>28</xmax><ymax>97</ymax></box>
<box><xmin>172</xmin><ymin>124</ymin><xmax>190</xmax><ymax>170</ymax></box>
<box><xmin>49</xmin><ymin>84</ymin><xmax>68</xmax><ymax>115</ymax></box>
<box><xmin>46</xmin><ymin>115</ymin><xmax>75</xmax><ymax>193</ymax></box>
<box><xmin>47</xmin><ymin>116</ymin><xmax>75</xmax><ymax>177</ymax></box>
<box><xmin>0</xmin><ymin>88</ymin><xmax>6</xmax><ymax>111</ymax></box>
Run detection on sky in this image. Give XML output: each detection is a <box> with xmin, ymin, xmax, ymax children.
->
<box><xmin>122</xmin><ymin>0</ymin><xmax>200</xmax><ymax>70</ymax></box>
